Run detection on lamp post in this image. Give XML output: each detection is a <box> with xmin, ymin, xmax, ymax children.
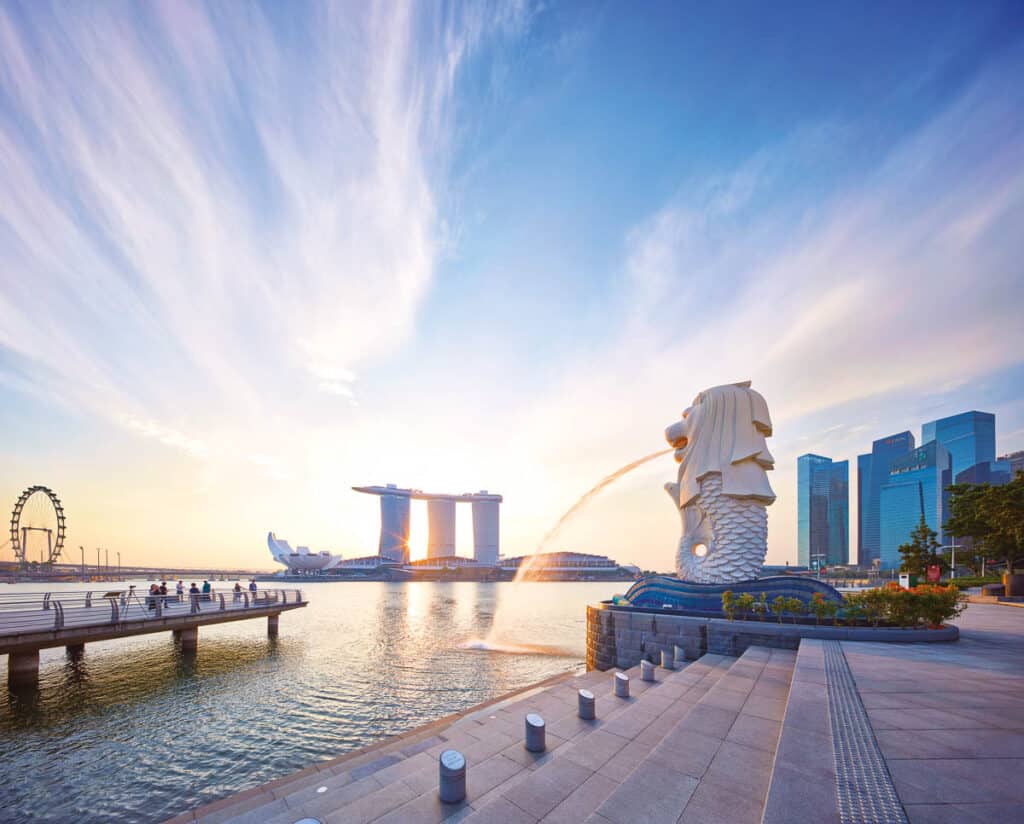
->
<box><xmin>79</xmin><ymin>546</ymin><xmax>85</xmax><ymax>581</ymax></box>
<box><xmin>117</xmin><ymin>551</ymin><xmax>121</xmax><ymax>581</ymax></box>
<box><xmin>96</xmin><ymin>547</ymin><xmax>100</xmax><ymax>578</ymax></box>
<box><xmin>937</xmin><ymin>543</ymin><xmax>958</xmax><ymax>580</ymax></box>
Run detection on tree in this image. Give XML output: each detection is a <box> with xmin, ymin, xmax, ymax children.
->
<box><xmin>898</xmin><ymin>515</ymin><xmax>941</xmax><ymax>576</ymax></box>
<box><xmin>946</xmin><ymin>471</ymin><xmax>1024</xmax><ymax>576</ymax></box>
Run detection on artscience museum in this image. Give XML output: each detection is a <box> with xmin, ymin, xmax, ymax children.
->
<box><xmin>267</xmin><ymin>532</ymin><xmax>342</xmax><ymax>573</ymax></box>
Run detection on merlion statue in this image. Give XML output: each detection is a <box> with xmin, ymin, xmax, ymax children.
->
<box><xmin>664</xmin><ymin>381</ymin><xmax>775</xmax><ymax>583</ymax></box>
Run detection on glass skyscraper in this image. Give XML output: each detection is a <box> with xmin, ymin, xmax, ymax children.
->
<box><xmin>921</xmin><ymin>411</ymin><xmax>995</xmax><ymax>480</ymax></box>
<box><xmin>857</xmin><ymin>431</ymin><xmax>915</xmax><ymax>567</ymax></box>
<box><xmin>879</xmin><ymin>440</ymin><xmax>951</xmax><ymax>570</ymax></box>
<box><xmin>798</xmin><ymin>454</ymin><xmax>849</xmax><ymax>568</ymax></box>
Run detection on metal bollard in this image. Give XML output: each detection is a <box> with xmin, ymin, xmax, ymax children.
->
<box><xmin>578</xmin><ymin>688</ymin><xmax>596</xmax><ymax>720</ymax></box>
<box><xmin>525</xmin><ymin>713</ymin><xmax>546</xmax><ymax>752</ymax></box>
<box><xmin>614</xmin><ymin>671</ymin><xmax>630</xmax><ymax>698</ymax></box>
<box><xmin>661</xmin><ymin>650</ymin><xmax>675</xmax><ymax>670</ymax></box>
<box><xmin>640</xmin><ymin>660</ymin><xmax>655</xmax><ymax>682</ymax></box>
<box><xmin>439</xmin><ymin>749</ymin><xmax>466</xmax><ymax>803</ymax></box>
<box><xmin>674</xmin><ymin>645</ymin><xmax>686</xmax><ymax>666</ymax></box>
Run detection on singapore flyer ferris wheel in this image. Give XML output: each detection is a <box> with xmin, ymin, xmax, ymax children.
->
<box><xmin>9</xmin><ymin>485</ymin><xmax>66</xmax><ymax>566</ymax></box>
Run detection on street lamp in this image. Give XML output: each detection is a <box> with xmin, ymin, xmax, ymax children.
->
<box><xmin>937</xmin><ymin>543</ymin><xmax>958</xmax><ymax>579</ymax></box>
<box><xmin>117</xmin><ymin>551</ymin><xmax>121</xmax><ymax>580</ymax></box>
<box><xmin>96</xmin><ymin>547</ymin><xmax>100</xmax><ymax>577</ymax></box>
<box><xmin>79</xmin><ymin>545</ymin><xmax>85</xmax><ymax>581</ymax></box>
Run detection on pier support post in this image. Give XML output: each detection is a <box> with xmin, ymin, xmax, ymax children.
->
<box><xmin>66</xmin><ymin>643</ymin><xmax>85</xmax><ymax>658</ymax></box>
<box><xmin>178</xmin><ymin>627</ymin><xmax>198</xmax><ymax>651</ymax></box>
<box><xmin>267</xmin><ymin>614</ymin><xmax>279</xmax><ymax>638</ymax></box>
<box><xmin>8</xmin><ymin>650</ymin><xmax>40</xmax><ymax>687</ymax></box>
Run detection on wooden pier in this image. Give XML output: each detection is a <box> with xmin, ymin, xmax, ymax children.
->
<box><xmin>0</xmin><ymin>587</ymin><xmax>307</xmax><ymax>687</ymax></box>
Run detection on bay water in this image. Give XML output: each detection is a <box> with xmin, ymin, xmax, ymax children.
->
<box><xmin>0</xmin><ymin>579</ymin><xmax>616</xmax><ymax>822</ymax></box>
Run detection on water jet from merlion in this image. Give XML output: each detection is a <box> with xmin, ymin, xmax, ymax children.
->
<box><xmin>467</xmin><ymin>447</ymin><xmax>672</xmax><ymax>653</ymax></box>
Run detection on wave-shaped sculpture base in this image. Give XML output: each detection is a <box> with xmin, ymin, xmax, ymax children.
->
<box><xmin>624</xmin><ymin>574</ymin><xmax>843</xmax><ymax>613</ymax></box>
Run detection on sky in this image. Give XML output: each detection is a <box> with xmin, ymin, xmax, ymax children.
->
<box><xmin>1</xmin><ymin>1</ymin><xmax>1023</xmax><ymax>572</ymax></box>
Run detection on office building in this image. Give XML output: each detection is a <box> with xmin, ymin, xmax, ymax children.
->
<box><xmin>857</xmin><ymin>431</ymin><xmax>915</xmax><ymax>567</ymax></box>
<box><xmin>879</xmin><ymin>440</ymin><xmax>951</xmax><ymax>570</ymax></box>
<box><xmin>797</xmin><ymin>454</ymin><xmax>849</xmax><ymax>569</ymax></box>
<box><xmin>922</xmin><ymin>411</ymin><xmax>995</xmax><ymax>481</ymax></box>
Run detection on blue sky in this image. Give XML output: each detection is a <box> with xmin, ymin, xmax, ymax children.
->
<box><xmin>1</xmin><ymin>1</ymin><xmax>1022</xmax><ymax>569</ymax></box>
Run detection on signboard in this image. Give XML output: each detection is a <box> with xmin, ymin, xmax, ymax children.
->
<box><xmin>926</xmin><ymin>565</ymin><xmax>941</xmax><ymax>584</ymax></box>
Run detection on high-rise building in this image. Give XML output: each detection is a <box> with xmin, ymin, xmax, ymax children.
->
<box><xmin>879</xmin><ymin>440</ymin><xmax>951</xmax><ymax>569</ymax></box>
<box><xmin>857</xmin><ymin>431</ymin><xmax>915</xmax><ymax>567</ymax></box>
<box><xmin>797</xmin><ymin>454</ymin><xmax>849</xmax><ymax>569</ymax></box>
<box><xmin>921</xmin><ymin>411</ymin><xmax>995</xmax><ymax>481</ymax></box>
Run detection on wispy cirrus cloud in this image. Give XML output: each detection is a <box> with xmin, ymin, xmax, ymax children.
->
<box><xmin>0</xmin><ymin>1</ymin><xmax>527</xmax><ymax>460</ymax></box>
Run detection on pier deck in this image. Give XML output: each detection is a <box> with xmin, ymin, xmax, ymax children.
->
<box><xmin>169</xmin><ymin>602</ymin><xmax>1023</xmax><ymax>824</ymax></box>
<box><xmin>1</xmin><ymin>588</ymin><xmax>306</xmax><ymax>686</ymax></box>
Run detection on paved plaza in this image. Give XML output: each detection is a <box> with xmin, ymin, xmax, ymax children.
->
<box><xmin>168</xmin><ymin>602</ymin><xmax>1024</xmax><ymax>824</ymax></box>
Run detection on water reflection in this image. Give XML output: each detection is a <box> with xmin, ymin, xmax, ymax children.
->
<box><xmin>0</xmin><ymin>580</ymin><xmax>606</xmax><ymax>823</ymax></box>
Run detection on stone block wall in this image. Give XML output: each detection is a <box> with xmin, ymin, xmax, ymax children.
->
<box><xmin>586</xmin><ymin>604</ymin><xmax>708</xmax><ymax>670</ymax></box>
<box><xmin>586</xmin><ymin>603</ymin><xmax>959</xmax><ymax>670</ymax></box>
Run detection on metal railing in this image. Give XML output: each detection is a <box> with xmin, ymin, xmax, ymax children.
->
<box><xmin>0</xmin><ymin>588</ymin><xmax>305</xmax><ymax>636</ymax></box>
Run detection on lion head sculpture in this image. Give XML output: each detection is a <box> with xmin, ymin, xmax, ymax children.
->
<box><xmin>664</xmin><ymin>381</ymin><xmax>776</xmax><ymax>582</ymax></box>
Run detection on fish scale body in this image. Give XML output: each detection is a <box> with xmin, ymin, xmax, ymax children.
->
<box><xmin>676</xmin><ymin>473</ymin><xmax>767</xmax><ymax>582</ymax></box>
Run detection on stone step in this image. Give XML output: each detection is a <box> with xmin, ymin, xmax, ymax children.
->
<box><xmin>586</xmin><ymin>644</ymin><xmax>796</xmax><ymax>824</ymax></box>
<box><xmin>192</xmin><ymin>660</ymin><xmax>704</xmax><ymax>824</ymax></box>
<box><xmin>761</xmin><ymin>638</ymin><xmax>839</xmax><ymax>824</ymax></box>
<box><xmin>459</xmin><ymin>654</ymin><xmax>736</xmax><ymax>823</ymax></box>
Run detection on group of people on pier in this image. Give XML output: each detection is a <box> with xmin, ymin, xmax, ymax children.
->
<box><xmin>144</xmin><ymin>579</ymin><xmax>259</xmax><ymax>610</ymax></box>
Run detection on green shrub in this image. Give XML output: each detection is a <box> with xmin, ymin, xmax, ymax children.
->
<box><xmin>911</xmin><ymin>585</ymin><xmax>967</xmax><ymax>628</ymax></box>
<box><xmin>770</xmin><ymin>595</ymin><xmax>787</xmax><ymax>624</ymax></box>
<box><xmin>721</xmin><ymin>590</ymin><xmax>735</xmax><ymax>621</ymax></box>
<box><xmin>735</xmin><ymin>593</ymin><xmax>756</xmax><ymax>620</ymax></box>
<box><xmin>884</xmin><ymin>588</ymin><xmax>918</xmax><ymax>628</ymax></box>
<box><xmin>841</xmin><ymin>585</ymin><xmax>965</xmax><ymax>628</ymax></box>
<box><xmin>945</xmin><ymin>576</ymin><xmax>1001</xmax><ymax>590</ymax></box>
<box><xmin>784</xmin><ymin>597</ymin><xmax>804</xmax><ymax>623</ymax></box>
<box><xmin>809</xmin><ymin>592</ymin><xmax>839</xmax><ymax>626</ymax></box>
<box><xmin>861</xmin><ymin>588</ymin><xmax>890</xmax><ymax>627</ymax></box>
<box><xmin>841</xmin><ymin>593</ymin><xmax>868</xmax><ymax>625</ymax></box>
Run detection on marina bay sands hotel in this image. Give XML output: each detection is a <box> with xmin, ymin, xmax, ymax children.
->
<box><xmin>352</xmin><ymin>484</ymin><xmax>502</xmax><ymax>566</ymax></box>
